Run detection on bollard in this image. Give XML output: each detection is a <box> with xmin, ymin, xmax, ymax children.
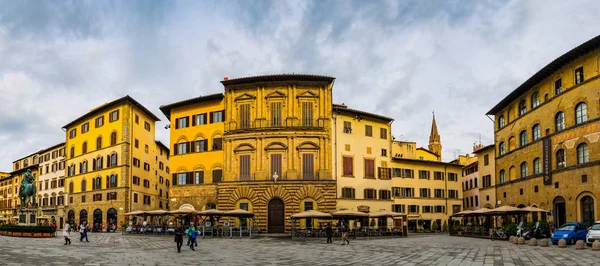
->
<box><xmin>512</xmin><ymin>236</ymin><xmax>519</xmax><ymax>244</ymax></box>
<box><xmin>518</xmin><ymin>237</ymin><xmax>525</xmax><ymax>245</ymax></box>
<box><xmin>575</xmin><ymin>240</ymin><xmax>585</xmax><ymax>250</ymax></box>
<box><xmin>558</xmin><ymin>239</ymin><xmax>567</xmax><ymax>248</ymax></box>
<box><xmin>592</xmin><ymin>240</ymin><xmax>600</xmax><ymax>251</ymax></box>
<box><xmin>540</xmin><ymin>239</ymin><xmax>549</xmax><ymax>247</ymax></box>
<box><xmin>529</xmin><ymin>238</ymin><xmax>537</xmax><ymax>246</ymax></box>
<box><xmin>509</xmin><ymin>236</ymin><xmax>515</xmax><ymax>242</ymax></box>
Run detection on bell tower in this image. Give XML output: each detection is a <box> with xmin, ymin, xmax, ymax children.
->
<box><xmin>428</xmin><ymin>111</ymin><xmax>442</xmax><ymax>160</ymax></box>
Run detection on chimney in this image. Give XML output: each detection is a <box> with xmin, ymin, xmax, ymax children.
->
<box><xmin>223</xmin><ymin>77</ymin><xmax>229</xmax><ymax>81</ymax></box>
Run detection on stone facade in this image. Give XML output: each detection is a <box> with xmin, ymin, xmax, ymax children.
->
<box><xmin>169</xmin><ymin>184</ymin><xmax>217</xmax><ymax>211</ymax></box>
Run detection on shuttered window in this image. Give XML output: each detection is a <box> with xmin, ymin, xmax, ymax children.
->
<box><xmin>195</xmin><ymin>171</ymin><xmax>204</xmax><ymax>184</ymax></box>
<box><xmin>239</xmin><ymin>155</ymin><xmax>251</xmax><ymax>181</ymax></box>
<box><xmin>302</xmin><ymin>154</ymin><xmax>314</xmax><ymax>180</ymax></box>
<box><xmin>302</xmin><ymin>102</ymin><xmax>313</xmax><ymax>127</ymax></box>
<box><xmin>364</xmin><ymin>159</ymin><xmax>375</xmax><ymax>178</ymax></box>
<box><xmin>194</xmin><ymin>140</ymin><xmax>208</xmax><ymax>152</ymax></box>
<box><xmin>271</xmin><ymin>102</ymin><xmax>282</xmax><ymax>127</ymax></box>
<box><xmin>240</xmin><ymin>104</ymin><xmax>251</xmax><ymax>129</ymax></box>
<box><xmin>365</xmin><ymin>125</ymin><xmax>372</xmax><ymax>137</ymax></box>
<box><xmin>342</xmin><ymin>156</ymin><xmax>353</xmax><ymax>176</ymax></box>
<box><xmin>212</xmin><ymin>169</ymin><xmax>222</xmax><ymax>183</ymax></box>
<box><xmin>270</xmin><ymin>154</ymin><xmax>282</xmax><ymax>178</ymax></box>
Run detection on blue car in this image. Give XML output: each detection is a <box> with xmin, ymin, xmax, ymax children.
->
<box><xmin>551</xmin><ymin>222</ymin><xmax>588</xmax><ymax>245</ymax></box>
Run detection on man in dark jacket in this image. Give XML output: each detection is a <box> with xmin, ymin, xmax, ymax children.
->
<box><xmin>325</xmin><ymin>223</ymin><xmax>333</xmax><ymax>244</ymax></box>
<box><xmin>174</xmin><ymin>224</ymin><xmax>184</xmax><ymax>253</ymax></box>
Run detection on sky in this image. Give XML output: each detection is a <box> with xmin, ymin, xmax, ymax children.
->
<box><xmin>1</xmin><ymin>0</ymin><xmax>600</xmax><ymax>172</ymax></box>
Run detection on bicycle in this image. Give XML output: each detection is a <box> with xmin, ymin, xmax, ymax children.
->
<box><xmin>491</xmin><ymin>228</ymin><xmax>507</xmax><ymax>241</ymax></box>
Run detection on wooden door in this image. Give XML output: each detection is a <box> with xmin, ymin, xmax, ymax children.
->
<box><xmin>268</xmin><ymin>198</ymin><xmax>285</xmax><ymax>233</ymax></box>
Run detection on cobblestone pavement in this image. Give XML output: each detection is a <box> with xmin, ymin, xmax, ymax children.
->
<box><xmin>1</xmin><ymin>233</ymin><xmax>600</xmax><ymax>265</ymax></box>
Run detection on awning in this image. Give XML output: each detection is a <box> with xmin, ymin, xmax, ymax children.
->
<box><xmin>332</xmin><ymin>210</ymin><xmax>369</xmax><ymax>218</ymax></box>
<box><xmin>169</xmin><ymin>209</ymin><xmax>197</xmax><ymax>215</ymax></box>
<box><xmin>198</xmin><ymin>209</ymin><xmax>225</xmax><ymax>216</ymax></box>
<box><xmin>520</xmin><ymin>206</ymin><xmax>550</xmax><ymax>213</ymax></box>
<box><xmin>124</xmin><ymin>210</ymin><xmax>145</xmax><ymax>216</ymax></box>
<box><xmin>223</xmin><ymin>209</ymin><xmax>254</xmax><ymax>217</ymax></box>
<box><xmin>488</xmin><ymin>205</ymin><xmax>530</xmax><ymax>215</ymax></box>
<box><xmin>369</xmin><ymin>210</ymin><xmax>403</xmax><ymax>218</ymax></box>
<box><xmin>291</xmin><ymin>210</ymin><xmax>332</xmax><ymax>219</ymax></box>
<box><xmin>145</xmin><ymin>210</ymin><xmax>168</xmax><ymax>215</ymax></box>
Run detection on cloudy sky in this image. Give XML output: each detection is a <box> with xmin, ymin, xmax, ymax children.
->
<box><xmin>1</xmin><ymin>0</ymin><xmax>600</xmax><ymax>172</ymax></box>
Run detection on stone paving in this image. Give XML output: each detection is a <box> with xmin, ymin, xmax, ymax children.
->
<box><xmin>1</xmin><ymin>233</ymin><xmax>599</xmax><ymax>265</ymax></box>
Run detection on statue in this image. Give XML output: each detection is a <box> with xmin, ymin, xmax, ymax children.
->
<box><xmin>19</xmin><ymin>169</ymin><xmax>37</xmax><ymax>208</ymax></box>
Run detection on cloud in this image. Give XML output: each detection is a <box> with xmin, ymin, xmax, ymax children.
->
<box><xmin>1</xmin><ymin>0</ymin><xmax>600</xmax><ymax>171</ymax></box>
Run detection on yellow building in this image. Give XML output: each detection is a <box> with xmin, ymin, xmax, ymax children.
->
<box><xmin>391</xmin><ymin>115</ymin><xmax>464</xmax><ymax>232</ymax></box>
<box><xmin>471</xmin><ymin>144</ymin><xmax>496</xmax><ymax>210</ymax></box>
<box><xmin>219</xmin><ymin>74</ymin><xmax>337</xmax><ymax>233</ymax></box>
<box><xmin>62</xmin><ymin>95</ymin><xmax>167</xmax><ymax>229</ymax></box>
<box><xmin>333</xmin><ymin>103</ymin><xmax>394</xmax><ymax>227</ymax></box>
<box><xmin>487</xmin><ymin>35</ymin><xmax>600</xmax><ymax>227</ymax></box>
<box><xmin>0</xmin><ymin>171</ymin><xmax>14</xmax><ymax>221</ymax></box>
<box><xmin>36</xmin><ymin>142</ymin><xmax>67</xmax><ymax>227</ymax></box>
<box><xmin>159</xmin><ymin>93</ymin><xmax>225</xmax><ymax>212</ymax></box>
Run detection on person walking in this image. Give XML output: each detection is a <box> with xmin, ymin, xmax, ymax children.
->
<box><xmin>174</xmin><ymin>224</ymin><xmax>184</xmax><ymax>253</ymax></box>
<box><xmin>325</xmin><ymin>223</ymin><xmax>333</xmax><ymax>244</ymax></box>
<box><xmin>79</xmin><ymin>221</ymin><xmax>89</xmax><ymax>242</ymax></box>
<box><xmin>341</xmin><ymin>223</ymin><xmax>350</xmax><ymax>245</ymax></box>
<box><xmin>62</xmin><ymin>222</ymin><xmax>71</xmax><ymax>245</ymax></box>
<box><xmin>187</xmin><ymin>222</ymin><xmax>197</xmax><ymax>250</ymax></box>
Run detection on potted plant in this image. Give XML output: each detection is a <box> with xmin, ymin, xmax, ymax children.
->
<box><xmin>442</xmin><ymin>220</ymin><xmax>448</xmax><ymax>233</ymax></box>
<box><xmin>431</xmin><ymin>221</ymin><xmax>439</xmax><ymax>232</ymax></box>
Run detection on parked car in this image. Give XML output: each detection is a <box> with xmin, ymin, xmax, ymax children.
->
<box><xmin>551</xmin><ymin>222</ymin><xmax>588</xmax><ymax>245</ymax></box>
<box><xmin>585</xmin><ymin>221</ymin><xmax>600</xmax><ymax>246</ymax></box>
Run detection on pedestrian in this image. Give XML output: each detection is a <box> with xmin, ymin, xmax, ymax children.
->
<box><xmin>62</xmin><ymin>222</ymin><xmax>71</xmax><ymax>245</ymax></box>
<box><xmin>325</xmin><ymin>223</ymin><xmax>333</xmax><ymax>244</ymax></box>
<box><xmin>174</xmin><ymin>224</ymin><xmax>184</xmax><ymax>253</ymax></box>
<box><xmin>79</xmin><ymin>221</ymin><xmax>89</xmax><ymax>242</ymax></box>
<box><xmin>187</xmin><ymin>222</ymin><xmax>197</xmax><ymax>250</ymax></box>
<box><xmin>341</xmin><ymin>223</ymin><xmax>350</xmax><ymax>245</ymax></box>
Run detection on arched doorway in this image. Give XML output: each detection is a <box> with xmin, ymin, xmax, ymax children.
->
<box><xmin>268</xmin><ymin>198</ymin><xmax>284</xmax><ymax>233</ymax></box>
<box><xmin>581</xmin><ymin>196</ymin><xmax>595</xmax><ymax>227</ymax></box>
<box><xmin>93</xmin><ymin>209</ymin><xmax>103</xmax><ymax>231</ymax></box>
<box><xmin>107</xmin><ymin>208</ymin><xmax>117</xmax><ymax>232</ymax></box>
<box><xmin>80</xmin><ymin>209</ymin><xmax>88</xmax><ymax>225</ymax></box>
<box><xmin>553</xmin><ymin>197</ymin><xmax>566</xmax><ymax>227</ymax></box>
<box><xmin>68</xmin><ymin>210</ymin><xmax>75</xmax><ymax>226</ymax></box>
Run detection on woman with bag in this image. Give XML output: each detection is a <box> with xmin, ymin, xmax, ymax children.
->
<box><xmin>187</xmin><ymin>222</ymin><xmax>197</xmax><ymax>251</ymax></box>
<box><xmin>174</xmin><ymin>224</ymin><xmax>184</xmax><ymax>253</ymax></box>
<box><xmin>62</xmin><ymin>222</ymin><xmax>71</xmax><ymax>245</ymax></box>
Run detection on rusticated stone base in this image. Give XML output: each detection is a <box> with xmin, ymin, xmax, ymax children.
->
<box><xmin>169</xmin><ymin>184</ymin><xmax>217</xmax><ymax>211</ymax></box>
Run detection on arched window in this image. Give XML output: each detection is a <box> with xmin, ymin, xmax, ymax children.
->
<box><xmin>520</xmin><ymin>162</ymin><xmax>528</xmax><ymax>178</ymax></box>
<box><xmin>532</xmin><ymin>124</ymin><xmax>541</xmax><ymax>141</ymax></box>
<box><xmin>499</xmin><ymin>170</ymin><xmax>506</xmax><ymax>184</ymax></box>
<box><xmin>575</xmin><ymin>102</ymin><xmax>587</xmax><ymax>124</ymax></box>
<box><xmin>81</xmin><ymin>160</ymin><xmax>88</xmax><ymax>173</ymax></box>
<box><xmin>110</xmin><ymin>132</ymin><xmax>117</xmax><ymax>145</ymax></box>
<box><xmin>474</xmin><ymin>178</ymin><xmax>478</xmax><ymax>188</ymax></box>
<box><xmin>498</xmin><ymin>115</ymin><xmax>505</xmax><ymax>129</ymax></box>
<box><xmin>70</xmin><ymin>147</ymin><xmax>75</xmax><ymax>158</ymax></box>
<box><xmin>96</xmin><ymin>157</ymin><xmax>103</xmax><ymax>170</ymax></box>
<box><xmin>96</xmin><ymin>136</ymin><xmax>102</xmax><ymax>150</ymax></box>
<box><xmin>82</xmin><ymin>142</ymin><xmax>87</xmax><ymax>154</ymax></box>
<box><xmin>33</xmin><ymin>156</ymin><xmax>39</xmax><ymax>165</ymax></box>
<box><xmin>531</xmin><ymin>92</ymin><xmax>539</xmax><ymax>108</ymax></box>
<box><xmin>577</xmin><ymin>143</ymin><xmax>589</xmax><ymax>164</ymax></box>
<box><xmin>69</xmin><ymin>182</ymin><xmax>74</xmax><ymax>194</ymax></box>
<box><xmin>499</xmin><ymin>142</ymin><xmax>505</xmax><ymax>156</ymax></box>
<box><xmin>110</xmin><ymin>154</ymin><xmax>118</xmax><ymax>167</ymax></box>
<box><xmin>581</xmin><ymin>196</ymin><xmax>595</xmax><ymax>227</ymax></box>
<box><xmin>109</xmin><ymin>174</ymin><xmax>118</xmax><ymax>188</ymax></box>
<box><xmin>556</xmin><ymin>149</ymin><xmax>566</xmax><ymax>169</ymax></box>
<box><xmin>518</xmin><ymin>100</ymin><xmax>526</xmax><ymax>116</ymax></box>
<box><xmin>94</xmin><ymin>176</ymin><xmax>102</xmax><ymax>190</ymax></box>
<box><xmin>519</xmin><ymin>130</ymin><xmax>527</xmax><ymax>147</ymax></box>
<box><xmin>555</xmin><ymin>112</ymin><xmax>564</xmax><ymax>131</ymax></box>
<box><xmin>80</xmin><ymin>210</ymin><xmax>88</xmax><ymax>223</ymax></box>
<box><xmin>81</xmin><ymin>179</ymin><xmax>87</xmax><ymax>192</ymax></box>
<box><xmin>533</xmin><ymin>158</ymin><xmax>541</xmax><ymax>174</ymax></box>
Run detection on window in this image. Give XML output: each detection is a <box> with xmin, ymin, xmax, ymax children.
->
<box><xmin>483</xmin><ymin>154</ymin><xmax>489</xmax><ymax>166</ymax></box>
<box><xmin>533</xmin><ymin>157</ymin><xmax>541</xmax><ymax>174</ymax></box>
<box><xmin>109</xmin><ymin>174</ymin><xmax>117</xmax><ymax>188</ymax></box>
<box><xmin>93</xmin><ymin>177</ymin><xmax>102</xmax><ymax>190</ymax></box>
<box><xmin>377</xmin><ymin>167</ymin><xmax>390</xmax><ymax>179</ymax></box>
<box><xmin>577</xmin><ymin>143</ymin><xmax>589</xmax><ymax>164</ymax></box>
<box><xmin>499</xmin><ymin>170</ymin><xmax>506</xmax><ymax>184</ymax></box>
<box><xmin>499</xmin><ymin>142</ymin><xmax>505</xmax><ymax>156</ymax></box>
<box><xmin>193</xmin><ymin>139</ymin><xmax>208</xmax><ymax>152</ymax></box>
<box><xmin>343</xmin><ymin>121</ymin><xmax>352</xmax><ymax>133</ymax></box>
<box><xmin>95</xmin><ymin>157</ymin><xmax>103</xmax><ymax>170</ymax></box>
<box><xmin>364</xmin><ymin>189</ymin><xmax>376</xmax><ymax>199</ymax></box>
<box><xmin>193</xmin><ymin>171</ymin><xmax>203</xmax><ymax>184</ymax></box>
<box><xmin>379</xmin><ymin>190</ymin><xmax>391</xmax><ymax>200</ymax></box>
<box><xmin>239</xmin><ymin>155</ymin><xmax>251</xmax><ymax>181</ymax></box>
<box><xmin>408</xmin><ymin>205</ymin><xmax>419</xmax><ymax>213</ymax></box>
<box><xmin>109</xmin><ymin>110</ymin><xmax>119</xmax><ymax>122</ymax></box>
<box><xmin>433</xmin><ymin>171</ymin><xmax>444</xmax><ymax>180</ymax></box>
<box><xmin>177</xmin><ymin>117</ymin><xmax>189</xmax><ymax>129</ymax></box>
<box><xmin>176</xmin><ymin>173</ymin><xmax>187</xmax><ymax>185</ymax></box>
<box><xmin>96</xmin><ymin>136</ymin><xmax>102</xmax><ymax>150</ymax></box>
<box><xmin>302</xmin><ymin>102</ymin><xmax>313</xmax><ymax>127</ymax></box>
<box><xmin>555</xmin><ymin>112</ymin><xmax>565</xmax><ymax>131</ymax></box>
<box><xmin>498</xmin><ymin>115</ymin><xmax>505</xmax><ymax>129</ymax></box>
<box><xmin>144</xmin><ymin>122</ymin><xmax>151</xmax><ymax>131</ymax></box>
<box><xmin>135</xmin><ymin>114</ymin><xmax>139</xmax><ymax>124</ymax></box>
<box><xmin>134</xmin><ymin>139</ymin><xmax>139</xmax><ymax>148</ymax></box>
<box><xmin>575</xmin><ymin>102</ymin><xmax>587</xmax><ymax>124</ymax></box>
<box><xmin>531</xmin><ymin>92</ymin><xmax>539</xmax><ymax>108</ymax></box>
<box><xmin>434</xmin><ymin>189</ymin><xmax>445</xmax><ymax>198</ymax></box>
<box><xmin>342</xmin><ymin>156</ymin><xmax>353</xmax><ymax>176</ymax></box>
<box><xmin>270</xmin><ymin>102</ymin><xmax>282</xmax><ymax>127</ymax></box>
<box><xmin>342</xmin><ymin>188</ymin><xmax>355</xmax><ymax>199</ymax></box>
<box><xmin>483</xmin><ymin>175</ymin><xmax>492</xmax><ymax>188</ymax></box>
<box><xmin>270</xmin><ymin>154</ymin><xmax>282</xmax><ymax>178</ymax></box>
<box><xmin>575</xmin><ymin>67</ymin><xmax>584</xmax><ymax>85</ymax></box>
<box><xmin>110</xmin><ymin>154</ymin><xmax>117</xmax><ymax>167</ymax></box>
<box><xmin>582</xmin><ymin>174</ymin><xmax>588</xmax><ymax>183</ymax></box>
<box><xmin>392</xmin><ymin>204</ymin><xmax>405</xmax><ymax>213</ymax></box>
<box><xmin>448</xmin><ymin>190</ymin><xmax>458</xmax><ymax>199</ymax></box>
<box><xmin>381</xmin><ymin>149</ymin><xmax>387</xmax><ymax>157</ymax></box>
<box><xmin>177</xmin><ymin>142</ymin><xmax>188</xmax><ymax>155</ymax></box>
<box><xmin>145</xmin><ymin>144</ymin><xmax>149</xmax><ymax>153</ymax></box>
<box><xmin>212</xmin><ymin>111</ymin><xmax>224</xmax><ymax>123</ymax></box>
<box><xmin>239</xmin><ymin>104</ymin><xmax>251</xmax><ymax>129</ymax></box>
<box><xmin>81</xmin><ymin>123</ymin><xmax>89</xmax><ymax>133</ymax></box>
<box><xmin>555</xmin><ymin>78</ymin><xmax>562</xmax><ymax>95</ymax></box>
<box><xmin>420</xmin><ymin>188</ymin><xmax>430</xmax><ymax>198</ymax></box>
<box><xmin>418</xmin><ymin>170</ymin><xmax>430</xmax><ymax>180</ymax></box>
<box><xmin>518</xmin><ymin>100</ymin><xmax>526</xmax><ymax>116</ymax></box>
<box><xmin>448</xmin><ymin>173</ymin><xmax>458</xmax><ymax>181</ymax></box>
<box><xmin>107</xmin><ymin>192</ymin><xmax>117</xmax><ymax>200</ymax></box>
<box><xmin>556</xmin><ymin>149</ymin><xmax>566</xmax><ymax>169</ymax></box>
<box><xmin>380</xmin><ymin>128</ymin><xmax>387</xmax><ymax>139</ymax></box>
<box><xmin>143</xmin><ymin>195</ymin><xmax>151</xmax><ymax>205</ymax></box>
<box><xmin>392</xmin><ymin>168</ymin><xmax>414</xmax><ymax>178</ymax></box>
<box><xmin>212</xmin><ymin>169</ymin><xmax>222</xmax><ymax>183</ymax></box>
<box><xmin>532</xmin><ymin>124</ymin><xmax>541</xmax><ymax>141</ymax></box>
<box><xmin>95</xmin><ymin>116</ymin><xmax>104</xmax><ymax>128</ymax></box>
<box><xmin>82</xmin><ymin>142</ymin><xmax>88</xmax><ymax>154</ymax></box>
<box><xmin>81</xmin><ymin>179</ymin><xmax>87</xmax><ymax>192</ymax></box>
<box><xmin>519</xmin><ymin>130</ymin><xmax>527</xmax><ymax>147</ymax></box>
<box><xmin>364</xmin><ymin>159</ymin><xmax>375</xmax><ymax>178</ymax></box>
<box><xmin>392</xmin><ymin>187</ymin><xmax>414</xmax><ymax>198</ymax></box>
<box><xmin>110</xmin><ymin>132</ymin><xmax>117</xmax><ymax>145</ymax></box>
<box><xmin>193</xmin><ymin>113</ymin><xmax>206</xmax><ymax>126</ymax></box>
<box><xmin>520</xmin><ymin>162</ymin><xmax>528</xmax><ymax>178</ymax></box>
<box><xmin>365</xmin><ymin>125</ymin><xmax>372</xmax><ymax>137</ymax></box>
<box><xmin>81</xmin><ymin>160</ymin><xmax>88</xmax><ymax>174</ymax></box>
<box><xmin>69</xmin><ymin>129</ymin><xmax>76</xmax><ymax>139</ymax></box>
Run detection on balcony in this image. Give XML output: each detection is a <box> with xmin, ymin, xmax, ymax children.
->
<box><xmin>225</xmin><ymin>119</ymin><xmax>327</xmax><ymax>134</ymax></box>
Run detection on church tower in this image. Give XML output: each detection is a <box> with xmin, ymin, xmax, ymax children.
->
<box><xmin>428</xmin><ymin>112</ymin><xmax>442</xmax><ymax>160</ymax></box>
